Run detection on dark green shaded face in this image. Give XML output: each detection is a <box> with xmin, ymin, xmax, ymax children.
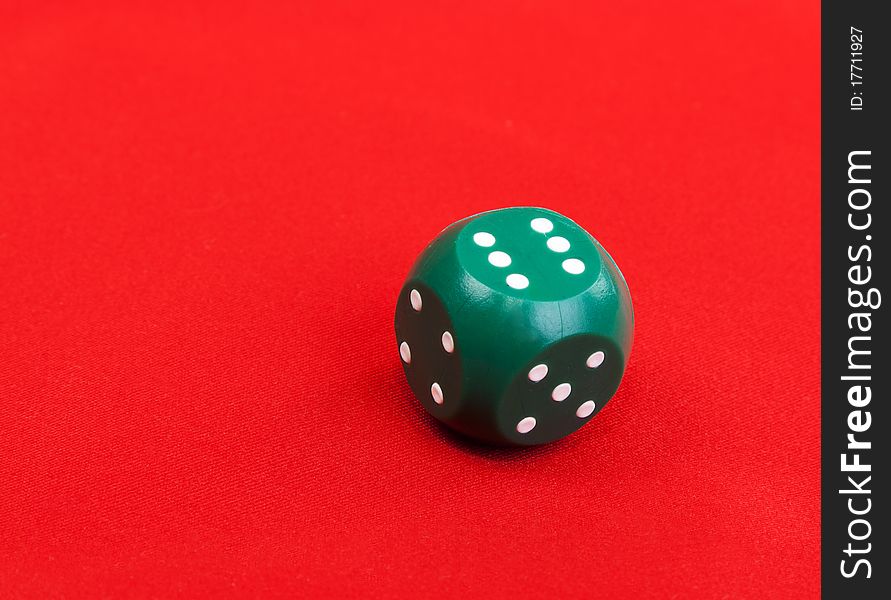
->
<box><xmin>394</xmin><ymin>282</ymin><xmax>463</xmax><ymax>420</ymax></box>
<box><xmin>456</xmin><ymin>207</ymin><xmax>602</xmax><ymax>301</ymax></box>
<box><xmin>498</xmin><ymin>335</ymin><xmax>624</xmax><ymax>445</ymax></box>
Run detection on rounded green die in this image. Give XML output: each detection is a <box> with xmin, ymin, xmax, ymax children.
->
<box><xmin>394</xmin><ymin>207</ymin><xmax>633</xmax><ymax>446</ymax></box>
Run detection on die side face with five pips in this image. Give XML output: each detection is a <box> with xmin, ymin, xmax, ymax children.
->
<box><xmin>394</xmin><ymin>207</ymin><xmax>633</xmax><ymax>446</ymax></box>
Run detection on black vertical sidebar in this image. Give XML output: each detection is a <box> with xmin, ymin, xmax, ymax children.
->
<box><xmin>822</xmin><ymin>1</ymin><xmax>888</xmax><ymax>597</ymax></box>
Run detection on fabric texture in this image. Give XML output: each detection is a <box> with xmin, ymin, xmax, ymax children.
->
<box><xmin>0</xmin><ymin>1</ymin><xmax>819</xmax><ymax>597</ymax></box>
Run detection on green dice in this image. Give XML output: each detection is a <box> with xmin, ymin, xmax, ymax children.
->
<box><xmin>394</xmin><ymin>207</ymin><xmax>633</xmax><ymax>446</ymax></box>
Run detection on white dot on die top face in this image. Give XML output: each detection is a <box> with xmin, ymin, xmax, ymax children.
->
<box><xmin>576</xmin><ymin>400</ymin><xmax>596</xmax><ymax>418</ymax></box>
<box><xmin>488</xmin><ymin>251</ymin><xmax>512</xmax><ymax>268</ymax></box>
<box><xmin>527</xmin><ymin>363</ymin><xmax>548</xmax><ymax>382</ymax></box>
<box><xmin>562</xmin><ymin>258</ymin><xmax>585</xmax><ymax>275</ymax></box>
<box><xmin>506</xmin><ymin>273</ymin><xmax>529</xmax><ymax>289</ymax></box>
<box><xmin>551</xmin><ymin>382</ymin><xmax>572</xmax><ymax>402</ymax></box>
<box><xmin>530</xmin><ymin>217</ymin><xmax>553</xmax><ymax>234</ymax></box>
<box><xmin>473</xmin><ymin>231</ymin><xmax>496</xmax><ymax>247</ymax></box>
<box><xmin>441</xmin><ymin>331</ymin><xmax>455</xmax><ymax>353</ymax></box>
<box><xmin>586</xmin><ymin>351</ymin><xmax>605</xmax><ymax>368</ymax></box>
<box><xmin>516</xmin><ymin>416</ymin><xmax>537</xmax><ymax>434</ymax></box>
<box><xmin>410</xmin><ymin>289</ymin><xmax>422</xmax><ymax>311</ymax></box>
<box><xmin>547</xmin><ymin>236</ymin><xmax>570</xmax><ymax>253</ymax></box>
<box><xmin>431</xmin><ymin>382</ymin><xmax>444</xmax><ymax>404</ymax></box>
<box><xmin>399</xmin><ymin>342</ymin><xmax>411</xmax><ymax>364</ymax></box>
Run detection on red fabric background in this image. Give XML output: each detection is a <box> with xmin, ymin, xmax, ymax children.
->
<box><xmin>0</xmin><ymin>1</ymin><xmax>820</xmax><ymax>597</ymax></box>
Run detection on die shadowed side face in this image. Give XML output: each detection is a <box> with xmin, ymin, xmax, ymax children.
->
<box><xmin>497</xmin><ymin>335</ymin><xmax>625</xmax><ymax>445</ymax></box>
<box><xmin>394</xmin><ymin>282</ymin><xmax>463</xmax><ymax>420</ymax></box>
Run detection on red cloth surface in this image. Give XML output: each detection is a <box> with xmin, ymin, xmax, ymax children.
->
<box><xmin>0</xmin><ymin>1</ymin><xmax>820</xmax><ymax>597</ymax></box>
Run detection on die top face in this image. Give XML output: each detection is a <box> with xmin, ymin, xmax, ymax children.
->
<box><xmin>455</xmin><ymin>207</ymin><xmax>603</xmax><ymax>302</ymax></box>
